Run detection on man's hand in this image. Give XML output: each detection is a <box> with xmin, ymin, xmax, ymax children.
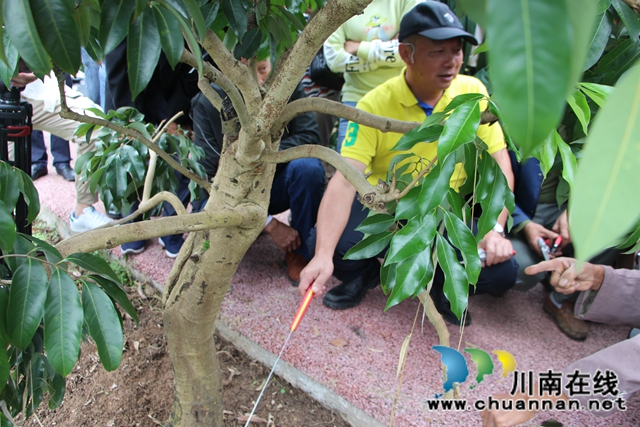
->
<box><xmin>481</xmin><ymin>393</ymin><xmax>538</xmax><ymax>427</ymax></box>
<box><xmin>264</xmin><ymin>218</ymin><xmax>301</xmax><ymax>252</ymax></box>
<box><xmin>479</xmin><ymin>231</ymin><xmax>514</xmax><ymax>266</ymax></box>
<box><xmin>522</xmin><ymin>222</ymin><xmax>560</xmax><ymax>257</ymax></box>
<box><xmin>552</xmin><ymin>210</ymin><xmax>571</xmax><ymax>249</ymax></box>
<box><xmin>10</xmin><ymin>72</ymin><xmax>37</xmax><ymax>88</ymax></box>
<box><xmin>298</xmin><ymin>255</ymin><xmax>334</xmax><ymax>297</ymax></box>
<box><xmin>524</xmin><ymin>257</ymin><xmax>605</xmax><ymax>294</ymax></box>
<box><xmin>344</xmin><ymin>40</ymin><xmax>360</xmax><ymax>55</ymax></box>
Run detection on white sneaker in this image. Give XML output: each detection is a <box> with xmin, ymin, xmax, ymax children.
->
<box><xmin>69</xmin><ymin>206</ymin><xmax>113</xmax><ymax>232</ymax></box>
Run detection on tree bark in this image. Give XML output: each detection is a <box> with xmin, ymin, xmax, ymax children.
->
<box><xmin>162</xmin><ymin>131</ymin><xmax>275</xmax><ymax>426</ymax></box>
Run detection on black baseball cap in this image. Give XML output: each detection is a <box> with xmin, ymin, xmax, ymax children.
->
<box><xmin>399</xmin><ymin>2</ymin><xmax>478</xmax><ymax>45</ymax></box>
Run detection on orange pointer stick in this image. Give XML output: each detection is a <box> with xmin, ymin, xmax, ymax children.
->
<box><xmin>290</xmin><ymin>286</ymin><xmax>314</xmax><ymax>332</ymax></box>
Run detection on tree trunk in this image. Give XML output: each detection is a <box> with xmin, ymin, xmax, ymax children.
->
<box><xmin>162</xmin><ymin>138</ymin><xmax>275</xmax><ymax>426</ymax></box>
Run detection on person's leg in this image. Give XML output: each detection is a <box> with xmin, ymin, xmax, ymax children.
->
<box><xmin>335</xmin><ymin>101</ymin><xmax>357</xmax><ymax>153</ymax></box>
<box><xmin>30</xmin><ymin>130</ymin><xmax>48</xmax><ymax>179</ymax></box>
<box><xmin>307</xmin><ymin>196</ymin><xmax>382</xmax><ymax>309</ymax></box>
<box><xmin>81</xmin><ymin>48</ymin><xmax>101</xmax><ymax>105</ymax></box>
<box><xmin>50</xmin><ymin>135</ymin><xmax>75</xmax><ymax>181</ymax></box>
<box><xmin>269</xmin><ymin>159</ymin><xmax>325</xmax><ymax>260</ymax></box>
<box><xmin>25</xmin><ymin>94</ymin><xmax>111</xmax><ymax>231</ymax></box>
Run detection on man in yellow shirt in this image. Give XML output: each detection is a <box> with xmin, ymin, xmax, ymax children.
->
<box><xmin>299</xmin><ymin>2</ymin><xmax>517</xmax><ymax>324</ymax></box>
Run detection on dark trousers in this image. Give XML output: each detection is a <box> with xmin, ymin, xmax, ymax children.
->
<box><xmin>192</xmin><ymin>158</ymin><xmax>325</xmax><ymax>260</ymax></box>
<box><xmin>307</xmin><ymin>196</ymin><xmax>518</xmax><ymax>295</ymax></box>
<box><xmin>31</xmin><ymin>130</ymin><xmax>71</xmax><ymax>167</ymax></box>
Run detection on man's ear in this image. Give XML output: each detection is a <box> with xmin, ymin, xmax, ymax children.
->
<box><xmin>398</xmin><ymin>43</ymin><xmax>414</xmax><ymax>65</ymax></box>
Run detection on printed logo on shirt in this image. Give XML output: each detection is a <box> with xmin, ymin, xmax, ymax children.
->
<box><xmin>365</xmin><ymin>15</ymin><xmax>394</xmax><ymax>41</ymax></box>
<box><xmin>343</xmin><ymin>122</ymin><xmax>359</xmax><ymax>147</ymax></box>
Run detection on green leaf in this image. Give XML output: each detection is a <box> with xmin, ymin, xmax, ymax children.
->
<box><xmin>183</xmin><ymin>0</ymin><xmax>207</xmax><ymax>40</ymax></box>
<box><xmin>566</xmin><ymin>90</ymin><xmax>591</xmax><ymax>135</ymax></box>
<box><xmin>128</xmin><ymin>8</ymin><xmax>162</xmax><ymax>99</ymax></box>
<box><xmin>0</xmin><ymin>287</ymin><xmax>10</xmax><ymax>345</ymax></box>
<box><xmin>152</xmin><ymin>5</ymin><xmax>183</xmax><ymax>69</ymax></box>
<box><xmin>46</xmin><ymin>371</ymin><xmax>66</xmax><ymax>409</ymax></box>
<box><xmin>436</xmin><ymin>234</ymin><xmax>469</xmax><ymax>319</ymax></box>
<box><xmin>74</xmin><ymin>2</ymin><xmax>92</xmax><ymax>48</ymax></box>
<box><xmin>396</xmin><ymin>154</ymin><xmax>456</xmax><ymax>220</ymax></box>
<box><xmin>202</xmin><ymin>1</ymin><xmax>220</xmax><ymax>29</ymax></box>
<box><xmin>0</xmin><ymin>161</ymin><xmax>19</xmax><ymax>212</ymax></box>
<box><xmin>7</xmin><ymin>258</ymin><xmax>47</xmax><ymax>350</ymax></box>
<box><xmin>380</xmin><ymin>262</ymin><xmax>397</xmax><ymax>294</ymax></box>
<box><xmin>89</xmin><ymin>275</ymin><xmax>138</xmax><ymax>324</ymax></box>
<box><xmin>578</xmin><ymin>82</ymin><xmax>613</xmax><ymax>108</ymax></box>
<box><xmin>438</xmin><ymin>100</ymin><xmax>481</xmax><ymax>161</ymax></box>
<box><xmin>386</xmin><ymin>247</ymin><xmax>434</xmax><ymax>310</ymax></box>
<box><xmin>221</xmin><ymin>0</ymin><xmax>247</xmax><ymax>40</ymax></box>
<box><xmin>458</xmin><ymin>142</ymin><xmax>479</xmax><ymax>196</ymax></box>
<box><xmin>584</xmin><ymin>11</ymin><xmax>613</xmax><ymax>71</ymax></box>
<box><xmin>3</xmin><ymin>0</ymin><xmax>51</xmax><ymax>72</ymax></box>
<box><xmin>344</xmin><ymin>231</ymin><xmax>393</xmax><ymax>261</ymax></box>
<box><xmin>0</xmin><ymin>33</ymin><xmax>19</xmax><ymax>87</ymax></box>
<box><xmin>486</xmin><ymin>0</ymin><xmax>578</xmax><ymax>154</ymax></box>
<box><xmin>476</xmin><ymin>156</ymin><xmax>508</xmax><ymax>241</ymax></box>
<box><xmin>597</xmin><ymin>38</ymin><xmax>635</xmax><ymax>74</ymax></box>
<box><xmin>63</xmin><ymin>253</ymin><xmax>121</xmax><ymax>284</ymax></box>
<box><xmin>386</xmin><ymin>212</ymin><xmax>437</xmax><ymax>264</ymax></box>
<box><xmin>15</xmin><ymin>168</ymin><xmax>40</xmax><ymax>225</ymax></box>
<box><xmin>99</xmin><ymin>0</ymin><xmax>135</xmax><ymax>56</ymax></box>
<box><xmin>556</xmin><ymin>136</ymin><xmax>577</xmax><ymax>189</ymax></box>
<box><xmin>356</xmin><ymin>213</ymin><xmax>396</xmax><ymax>235</ymax></box>
<box><xmin>446</xmin><ymin>188</ymin><xmax>465</xmax><ymax>219</ymax></box>
<box><xmin>565</xmin><ymin>0</ymin><xmax>599</xmax><ymax>89</ymax></box>
<box><xmin>392</xmin><ymin>125</ymin><xmax>443</xmax><ymax>152</ymax></box>
<box><xmin>23</xmin><ymin>234</ymin><xmax>63</xmax><ymax>264</ymax></box>
<box><xmin>81</xmin><ymin>281</ymin><xmax>123</xmax><ymax>372</ymax></box>
<box><xmin>26</xmin><ymin>353</ymin><xmax>47</xmax><ymax>417</ymax></box>
<box><xmin>570</xmin><ymin>64</ymin><xmax>640</xmax><ymax>262</ymax></box>
<box><xmin>275</xmin><ymin>5</ymin><xmax>305</xmax><ymax>32</ymax></box>
<box><xmin>30</xmin><ymin>0</ymin><xmax>80</xmax><ymax>74</ymax></box>
<box><xmin>120</xmin><ymin>145</ymin><xmax>146</xmax><ymax>183</ymax></box>
<box><xmin>7</xmin><ymin>234</ymin><xmax>35</xmax><ymax>272</ymax></box>
<box><xmin>234</xmin><ymin>27</ymin><xmax>263</xmax><ymax>60</ymax></box>
<box><xmin>443</xmin><ymin>211</ymin><xmax>481</xmax><ymax>285</ymax></box>
<box><xmin>0</xmin><ymin>344</ymin><xmax>8</xmax><ymax>394</ymax></box>
<box><xmin>44</xmin><ymin>269</ymin><xmax>83</xmax><ymax>377</ymax></box>
<box><xmin>458</xmin><ymin>0</ymin><xmax>487</xmax><ymax>28</ymax></box>
<box><xmin>530</xmin><ymin>131</ymin><xmax>557</xmax><ymax>178</ymax></box>
<box><xmin>612</xmin><ymin>0</ymin><xmax>640</xmax><ymax>43</ymax></box>
<box><xmin>162</xmin><ymin>3</ymin><xmax>203</xmax><ymax>74</ymax></box>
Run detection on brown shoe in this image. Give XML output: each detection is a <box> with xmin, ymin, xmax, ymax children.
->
<box><xmin>543</xmin><ymin>295</ymin><xmax>588</xmax><ymax>341</ymax></box>
<box><xmin>285</xmin><ymin>252</ymin><xmax>307</xmax><ymax>286</ymax></box>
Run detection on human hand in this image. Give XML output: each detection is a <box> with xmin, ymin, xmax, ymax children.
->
<box><xmin>524</xmin><ymin>257</ymin><xmax>604</xmax><ymax>294</ymax></box>
<box><xmin>479</xmin><ymin>231</ymin><xmax>515</xmax><ymax>266</ymax></box>
<box><xmin>481</xmin><ymin>393</ymin><xmax>538</xmax><ymax>426</ymax></box>
<box><xmin>552</xmin><ymin>210</ymin><xmax>571</xmax><ymax>248</ymax></box>
<box><xmin>344</xmin><ymin>40</ymin><xmax>360</xmax><ymax>55</ymax></box>
<box><xmin>298</xmin><ymin>256</ymin><xmax>334</xmax><ymax>297</ymax></box>
<box><xmin>522</xmin><ymin>222</ymin><xmax>560</xmax><ymax>257</ymax></box>
<box><xmin>10</xmin><ymin>72</ymin><xmax>37</xmax><ymax>88</ymax></box>
<box><xmin>264</xmin><ymin>218</ymin><xmax>301</xmax><ymax>252</ymax></box>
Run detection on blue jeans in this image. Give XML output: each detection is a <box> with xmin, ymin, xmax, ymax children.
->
<box><xmin>31</xmin><ymin>130</ymin><xmax>71</xmax><ymax>167</ymax></box>
<box><xmin>307</xmin><ymin>195</ymin><xmax>518</xmax><ymax>295</ymax></box>
<box><xmin>81</xmin><ymin>48</ymin><xmax>106</xmax><ymax>109</ymax></box>
<box><xmin>336</xmin><ymin>101</ymin><xmax>357</xmax><ymax>154</ymax></box>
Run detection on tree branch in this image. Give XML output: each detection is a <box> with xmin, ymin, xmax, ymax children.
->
<box><xmin>261</xmin><ymin>145</ymin><xmax>388</xmax><ymax>211</ymax></box>
<box><xmin>256</xmin><ymin>0</ymin><xmax>373</xmax><ymax>135</ymax></box>
<box><xmin>200</xmin><ymin>31</ymin><xmax>262</xmax><ymax>117</ymax></box>
<box><xmin>56</xmin><ymin>79</ymin><xmax>211</xmax><ymax>191</ymax></box>
<box><xmin>55</xmin><ymin>204</ymin><xmax>264</xmax><ymax>257</ymax></box>
<box><xmin>272</xmin><ymin>98</ymin><xmax>420</xmax><ymax>139</ymax></box>
<box><xmin>197</xmin><ymin>77</ymin><xmax>223</xmax><ymax>111</ymax></box>
<box><xmin>106</xmin><ymin>191</ymin><xmax>188</xmax><ymax>229</ymax></box>
<box><xmin>181</xmin><ymin>49</ymin><xmax>251</xmax><ymax>134</ymax></box>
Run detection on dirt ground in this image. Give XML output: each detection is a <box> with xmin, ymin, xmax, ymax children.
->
<box><xmin>32</xmin><ymin>286</ymin><xmax>350</xmax><ymax>427</ymax></box>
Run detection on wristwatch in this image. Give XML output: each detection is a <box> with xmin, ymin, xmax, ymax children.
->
<box><xmin>493</xmin><ymin>223</ymin><xmax>506</xmax><ymax>237</ymax></box>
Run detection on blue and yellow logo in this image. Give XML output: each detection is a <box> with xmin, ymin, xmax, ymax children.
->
<box><xmin>432</xmin><ymin>346</ymin><xmax>517</xmax><ymax>397</ymax></box>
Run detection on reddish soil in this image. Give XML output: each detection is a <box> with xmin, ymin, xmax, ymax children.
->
<box><xmin>35</xmin><ymin>289</ymin><xmax>350</xmax><ymax>427</ymax></box>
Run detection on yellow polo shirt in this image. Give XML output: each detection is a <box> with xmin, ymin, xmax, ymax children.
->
<box><xmin>341</xmin><ymin>71</ymin><xmax>506</xmax><ymax>189</ymax></box>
